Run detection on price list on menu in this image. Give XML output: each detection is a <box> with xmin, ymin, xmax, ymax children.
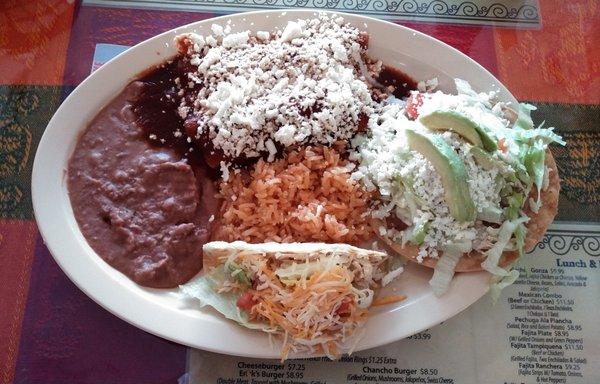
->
<box><xmin>186</xmin><ymin>224</ymin><xmax>599</xmax><ymax>384</ymax></box>
<box><xmin>502</xmin><ymin>267</ymin><xmax>587</xmax><ymax>382</ymax></box>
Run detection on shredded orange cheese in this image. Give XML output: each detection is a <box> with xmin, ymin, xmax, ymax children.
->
<box><xmin>236</xmin><ymin>256</ymin><xmax>368</xmax><ymax>359</ymax></box>
<box><xmin>372</xmin><ymin>294</ymin><xmax>407</xmax><ymax>306</ymax></box>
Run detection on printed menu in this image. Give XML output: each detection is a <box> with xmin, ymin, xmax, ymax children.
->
<box><xmin>185</xmin><ymin>223</ymin><xmax>600</xmax><ymax>383</ymax></box>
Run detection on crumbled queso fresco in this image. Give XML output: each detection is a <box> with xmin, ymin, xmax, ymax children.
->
<box><xmin>351</xmin><ymin>101</ymin><xmax>514</xmax><ymax>261</ymax></box>
<box><xmin>175</xmin><ymin>15</ymin><xmax>375</xmax><ymax>160</ymax></box>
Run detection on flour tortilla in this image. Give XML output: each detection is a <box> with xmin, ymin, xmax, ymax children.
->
<box><xmin>378</xmin><ymin>150</ymin><xmax>560</xmax><ymax>272</ymax></box>
<box><xmin>202</xmin><ymin>241</ymin><xmax>388</xmax><ymax>270</ymax></box>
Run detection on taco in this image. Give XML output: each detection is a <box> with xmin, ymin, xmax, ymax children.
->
<box><xmin>181</xmin><ymin>241</ymin><xmax>404</xmax><ymax>359</ymax></box>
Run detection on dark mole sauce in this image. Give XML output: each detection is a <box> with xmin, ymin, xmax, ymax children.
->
<box><xmin>132</xmin><ymin>57</ymin><xmax>242</xmax><ymax>171</ymax></box>
<box><xmin>132</xmin><ymin>54</ymin><xmax>416</xmax><ymax>167</ymax></box>
<box><xmin>377</xmin><ymin>65</ymin><xmax>417</xmax><ymax>99</ymax></box>
<box><xmin>387</xmin><ymin>215</ymin><xmax>409</xmax><ymax>232</ymax></box>
<box><xmin>132</xmin><ymin>59</ymin><xmax>207</xmax><ymax>167</ymax></box>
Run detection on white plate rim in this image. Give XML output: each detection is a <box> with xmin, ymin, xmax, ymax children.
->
<box><xmin>32</xmin><ymin>9</ymin><xmax>515</xmax><ymax>358</ymax></box>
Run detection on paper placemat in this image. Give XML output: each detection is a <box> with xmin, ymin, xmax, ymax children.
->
<box><xmin>84</xmin><ymin>0</ymin><xmax>541</xmax><ymax>27</ymax></box>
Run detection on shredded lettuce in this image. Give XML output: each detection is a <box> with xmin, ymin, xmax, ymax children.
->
<box><xmin>455</xmin><ymin>78</ymin><xmax>479</xmax><ymax>98</ymax></box>
<box><xmin>507</xmin><ymin>103</ymin><xmax>566</xmax><ymax>207</ymax></box>
<box><xmin>180</xmin><ymin>267</ymin><xmax>272</xmax><ymax>332</ymax></box>
<box><xmin>409</xmin><ymin>220</ymin><xmax>430</xmax><ymax>245</ymax></box>
<box><xmin>226</xmin><ymin>261</ymin><xmax>251</xmax><ymax>286</ymax></box>
<box><xmin>513</xmin><ymin>103</ymin><xmax>536</xmax><ymax>130</ymax></box>
<box><xmin>515</xmin><ymin>126</ymin><xmax>566</xmax><ymax>146</ymax></box>
<box><xmin>481</xmin><ymin>217</ymin><xmax>529</xmax><ymax>277</ymax></box>
<box><xmin>276</xmin><ymin>260</ymin><xmax>325</xmax><ymax>286</ymax></box>
<box><xmin>514</xmin><ymin>222</ymin><xmax>527</xmax><ymax>257</ymax></box>
<box><xmin>477</xmin><ymin>205</ymin><xmax>504</xmax><ymax>224</ymax></box>
<box><xmin>478</xmin><ymin>104</ymin><xmax>564</xmax><ymax>299</ymax></box>
<box><xmin>429</xmin><ymin>251</ymin><xmax>461</xmax><ymax>296</ymax></box>
<box><xmin>382</xmin><ymin>255</ymin><xmax>406</xmax><ymax>287</ymax></box>
<box><xmin>394</xmin><ymin>175</ymin><xmax>425</xmax><ymax>220</ymax></box>
<box><xmin>480</xmin><ymin>218</ymin><xmax>528</xmax><ymax>301</ymax></box>
<box><xmin>521</xmin><ymin>139</ymin><xmax>546</xmax><ymax>206</ymax></box>
<box><xmin>429</xmin><ymin>242</ymin><xmax>472</xmax><ymax>296</ymax></box>
<box><xmin>487</xmin><ymin>222</ymin><xmax>526</xmax><ymax>302</ymax></box>
<box><xmin>515</xmin><ymin>166</ymin><xmax>532</xmax><ymax>186</ymax></box>
<box><xmin>398</xmin><ymin>176</ymin><xmax>426</xmax><ymax>206</ymax></box>
<box><xmin>382</xmin><ymin>265</ymin><xmax>404</xmax><ymax>287</ymax></box>
<box><xmin>489</xmin><ymin>269</ymin><xmax>520</xmax><ymax>303</ymax></box>
<box><xmin>503</xmin><ymin>192</ymin><xmax>524</xmax><ymax>220</ymax></box>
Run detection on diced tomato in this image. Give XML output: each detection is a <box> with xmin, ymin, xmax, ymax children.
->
<box><xmin>336</xmin><ymin>299</ymin><xmax>352</xmax><ymax>316</ymax></box>
<box><xmin>357</xmin><ymin>31</ymin><xmax>369</xmax><ymax>49</ymax></box>
<box><xmin>357</xmin><ymin>113</ymin><xmax>369</xmax><ymax>132</ymax></box>
<box><xmin>405</xmin><ymin>93</ymin><xmax>424</xmax><ymax>120</ymax></box>
<box><xmin>498</xmin><ymin>138</ymin><xmax>508</xmax><ymax>153</ymax></box>
<box><xmin>236</xmin><ymin>292</ymin><xmax>257</xmax><ymax>312</ymax></box>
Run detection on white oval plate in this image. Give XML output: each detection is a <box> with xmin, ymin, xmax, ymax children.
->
<box><xmin>32</xmin><ymin>10</ymin><xmax>516</xmax><ymax>358</ymax></box>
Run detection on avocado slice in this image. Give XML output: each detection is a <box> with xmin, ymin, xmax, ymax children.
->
<box><xmin>406</xmin><ymin>129</ymin><xmax>476</xmax><ymax>222</ymax></box>
<box><xmin>469</xmin><ymin>146</ymin><xmax>496</xmax><ymax>170</ymax></box>
<box><xmin>470</xmin><ymin>146</ymin><xmax>519</xmax><ymax>185</ymax></box>
<box><xmin>419</xmin><ymin>111</ymin><xmax>498</xmax><ymax>152</ymax></box>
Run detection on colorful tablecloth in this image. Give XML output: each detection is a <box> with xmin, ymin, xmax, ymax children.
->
<box><xmin>0</xmin><ymin>1</ymin><xmax>598</xmax><ymax>383</ymax></box>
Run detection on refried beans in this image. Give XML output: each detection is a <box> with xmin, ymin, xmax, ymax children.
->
<box><xmin>68</xmin><ymin>62</ymin><xmax>220</xmax><ymax>288</ymax></box>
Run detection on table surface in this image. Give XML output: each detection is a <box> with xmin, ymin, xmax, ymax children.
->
<box><xmin>0</xmin><ymin>0</ymin><xmax>598</xmax><ymax>383</ymax></box>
